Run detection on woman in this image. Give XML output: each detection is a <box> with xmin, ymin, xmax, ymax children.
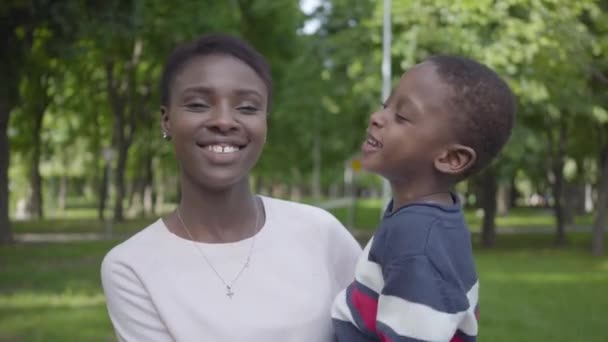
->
<box><xmin>101</xmin><ymin>33</ymin><xmax>361</xmax><ymax>342</ymax></box>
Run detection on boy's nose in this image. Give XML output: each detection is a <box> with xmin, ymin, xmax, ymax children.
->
<box><xmin>369</xmin><ymin>110</ymin><xmax>384</xmax><ymax>128</ymax></box>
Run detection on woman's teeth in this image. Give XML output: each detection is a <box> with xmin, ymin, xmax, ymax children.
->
<box><xmin>207</xmin><ymin>144</ymin><xmax>239</xmax><ymax>153</ymax></box>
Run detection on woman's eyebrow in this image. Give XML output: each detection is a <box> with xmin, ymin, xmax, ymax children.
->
<box><xmin>180</xmin><ymin>86</ymin><xmax>215</xmax><ymax>95</ymax></box>
<box><xmin>233</xmin><ymin>89</ymin><xmax>263</xmax><ymax>100</ymax></box>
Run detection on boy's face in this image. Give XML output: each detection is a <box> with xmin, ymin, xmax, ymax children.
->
<box><xmin>360</xmin><ymin>62</ymin><xmax>456</xmax><ymax>182</ymax></box>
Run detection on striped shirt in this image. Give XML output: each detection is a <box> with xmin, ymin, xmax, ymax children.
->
<box><xmin>332</xmin><ymin>196</ymin><xmax>479</xmax><ymax>342</ymax></box>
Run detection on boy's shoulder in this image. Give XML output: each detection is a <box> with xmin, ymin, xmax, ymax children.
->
<box><xmin>373</xmin><ymin>203</ymin><xmax>469</xmax><ymax>258</ymax></box>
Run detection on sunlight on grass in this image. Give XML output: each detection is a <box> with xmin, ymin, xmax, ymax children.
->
<box><xmin>599</xmin><ymin>260</ymin><xmax>608</xmax><ymax>271</ymax></box>
<box><xmin>0</xmin><ymin>291</ymin><xmax>105</xmax><ymax>309</ymax></box>
<box><xmin>11</xmin><ymin>198</ymin><xmax>596</xmax><ymax>234</ymax></box>
<box><xmin>483</xmin><ymin>272</ymin><xmax>608</xmax><ymax>284</ymax></box>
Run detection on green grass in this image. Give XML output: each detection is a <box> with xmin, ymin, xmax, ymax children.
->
<box><xmin>1</xmin><ymin>234</ymin><xmax>607</xmax><ymax>341</ymax></box>
<box><xmin>11</xmin><ymin>198</ymin><xmax>595</xmax><ymax>235</ymax></box>
<box><xmin>0</xmin><ymin>240</ymin><xmax>118</xmax><ymax>341</ymax></box>
<box><xmin>331</xmin><ymin>199</ymin><xmax>594</xmax><ymax>231</ymax></box>
<box><xmin>13</xmin><ymin>217</ymin><xmax>156</xmax><ymax>235</ymax></box>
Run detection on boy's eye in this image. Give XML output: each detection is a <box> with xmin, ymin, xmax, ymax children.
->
<box><xmin>395</xmin><ymin>113</ymin><xmax>410</xmax><ymax>123</ymax></box>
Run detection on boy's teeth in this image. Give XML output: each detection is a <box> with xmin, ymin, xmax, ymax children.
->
<box><xmin>207</xmin><ymin>144</ymin><xmax>239</xmax><ymax>153</ymax></box>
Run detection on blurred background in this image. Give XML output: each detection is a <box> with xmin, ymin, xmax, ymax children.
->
<box><xmin>0</xmin><ymin>0</ymin><xmax>607</xmax><ymax>341</ymax></box>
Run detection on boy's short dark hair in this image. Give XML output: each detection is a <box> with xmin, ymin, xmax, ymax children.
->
<box><xmin>426</xmin><ymin>55</ymin><xmax>516</xmax><ymax>177</ymax></box>
<box><xmin>160</xmin><ymin>33</ymin><xmax>273</xmax><ymax>108</ymax></box>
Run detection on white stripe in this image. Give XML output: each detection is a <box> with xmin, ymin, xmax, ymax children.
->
<box><xmin>353</xmin><ymin>237</ymin><xmax>384</xmax><ymax>292</ymax></box>
<box><xmin>460</xmin><ymin>281</ymin><xmax>479</xmax><ymax>335</ymax></box>
<box><xmin>377</xmin><ymin>281</ymin><xmax>479</xmax><ymax>340</ymax></box>
<box><xmin>331</xmin><ymin>288</ymin><xmax>356</xmax><ymax>323</ymax></box>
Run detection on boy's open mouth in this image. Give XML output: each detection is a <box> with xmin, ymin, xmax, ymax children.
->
<box><xmin>365</xmin><ymin>133</ymin><xmax>382</xmax><ymax>148</ymax></box>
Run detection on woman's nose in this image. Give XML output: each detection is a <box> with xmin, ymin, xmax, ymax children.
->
<box><xmin>208</xmin><ymin>106</ymin><xmax>239</xmax><ymax>133</ymax></box>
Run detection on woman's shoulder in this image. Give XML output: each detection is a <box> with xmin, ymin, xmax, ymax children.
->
<box><xmin>102</xmin><ymin>219</ymin><xmax>166</xmax><ymax>268</ymax></box>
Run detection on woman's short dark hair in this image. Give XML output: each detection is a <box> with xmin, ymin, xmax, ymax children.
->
<box><xmin>160</xmin><ymin>33</ymin><xmax>273</xmax><ymax>109</ymax></box>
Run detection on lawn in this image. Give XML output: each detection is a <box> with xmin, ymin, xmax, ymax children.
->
<box><xmin>11</xmin><ymin>198</ymin><xmax>595</xmax><ymax>235</ymax></box>
<box><xmin>0</xmin><ymin>240</ymin><xmax>116</xmax><ymax>341</ymax></box>
<box><xmin>1</xmin><ymin>234</ymin><xmax>607</xmax><ymax>341</ymax></box>
<box><xmin>330</xmin><ymin>198</ymin><xmax>594</xmax><ymax>231</ymax></box>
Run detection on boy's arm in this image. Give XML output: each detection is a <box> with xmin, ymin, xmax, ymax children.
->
<box><xmin>376</xmin><ymin>254</ymin><xmax>478</xmax><ymax>342</ymax></box>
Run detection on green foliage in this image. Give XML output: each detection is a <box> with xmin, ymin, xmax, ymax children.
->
<box><xmin>4</xmin><ymin>0</ymin><xmax>608</xmax><ymax>227</ymax></box>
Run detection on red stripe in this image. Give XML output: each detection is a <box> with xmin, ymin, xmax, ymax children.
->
<box><xmin>450</xmin><ymin>335</ymin><xmax>466</xmax><ymax>342</ymax></box>
<box><xmin>350</xmin><ymin>286</ymin><xmax>378</xmax><ymax>333</ymax></box>
<box><xmin>379</xmin><ymin>332</ymin><xmax>392</xmax><ymax>342</ymax></box>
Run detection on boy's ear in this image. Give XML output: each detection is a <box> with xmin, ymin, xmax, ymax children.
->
<box><xmin>434</xmin><ymin>144</ymin><xmax>477</xmax><ymax>176</ymax></box>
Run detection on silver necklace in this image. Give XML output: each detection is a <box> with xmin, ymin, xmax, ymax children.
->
<box><xmin>176</xmin><ymin>198</ymin><xmax>260</xmax><ymax>299</ymax></box>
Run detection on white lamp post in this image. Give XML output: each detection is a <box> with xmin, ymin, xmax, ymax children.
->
<box><xmin>381</xmin><ymin>0</ymin><xmax>392</xmax><ymax>214</ymax></box>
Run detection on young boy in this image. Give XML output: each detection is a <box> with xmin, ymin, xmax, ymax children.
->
<box><xmin>332</xmin><ymin>55</ymin><xmax>516</xmax><ymax>342</ymax></box>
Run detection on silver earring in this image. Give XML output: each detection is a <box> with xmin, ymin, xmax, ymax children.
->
<box><xmin>162</xmin><ymin>131</ymin><xmax>170</xmax><ymax>140</ymax></box>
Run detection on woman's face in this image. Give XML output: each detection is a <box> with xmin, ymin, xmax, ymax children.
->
<box><xmin>161</xmin><ymin>54</ymin><xmax>268</xmax><ymax>190</ymax></box>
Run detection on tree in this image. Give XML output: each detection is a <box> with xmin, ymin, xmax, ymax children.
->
<box><xmin>0</xmin><ymin>2</ymin><xmax>30</xmax><ymax>244</ymax></box>
<box><xmin>585</xmin><ymin>0</ymin><xmax>608</xmax><ymax>255</ymax></box>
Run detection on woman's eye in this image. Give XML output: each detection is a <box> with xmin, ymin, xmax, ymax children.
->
<box><xmin>186</xmin><ymin>103</ymin><xmax>209</xmax><ymax>111</ymax></box>
<box><xmin>237</xmin><ymin>106</ymin><xmax>259</xmax><ymax>114</ymax></box>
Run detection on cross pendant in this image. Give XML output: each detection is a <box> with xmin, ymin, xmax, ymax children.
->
<box><xmin>226</xmin><ymin>286</ymin><xmax>235</xmax><ymax>299</ymax></box>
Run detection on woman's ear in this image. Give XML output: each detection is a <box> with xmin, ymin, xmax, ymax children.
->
<box><xmin>160</xmin><ymin>106</ymin><xmax>171</xmax><ymax>140</ymax></box>
<box><xmin>434</xmin><ymin>144</ymin><xmax>477</xmax><ymax>176</ymax></box>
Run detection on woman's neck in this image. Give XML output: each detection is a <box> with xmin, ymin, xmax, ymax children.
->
<box><xmin>175</xmin><ymin>176</ymin><xmax>261</xmax><ymax>243</ymax></box>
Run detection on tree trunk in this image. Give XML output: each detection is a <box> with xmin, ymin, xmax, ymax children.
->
<box><xmin>552</xmin><ymin>121</ymin><xmax>568</xmax><ymax>246</ymax></box>
<box><xmin>106</xmin><ymin>60</ymin><xmax>134</xmax><ymax>223</ymax></box>
<box><xmin>106</xmin><ymin>38</ymin><xmax>143</xmax><ymax>222</ymax></box>
<box><xmin>142</xmin><ymin>154</ymin><xmax>154</xmax><ymax>217</ymax></box>
<box><xmin>509</xmin><ymin>177</ymin><xmax>518</xmax><ymax>208</ymax></box>
<box><xmin>480</xmin><ymin>166</ymin><xmax>498</xmax><ymax>248</ymax></box>
<box><xmin>126</xmin><ymin>179</ymin><xmax>137</xmax><ymax>214</ymax></box>
<box><xmin>592</xmin><ymin>145</ymin><xmax>608</xmax><ymax>256</ymax></box>
<box><xmin>25</xmin><ymin>95</ymin><xmax>47</xmax><ymax>219</ymax></box>
<box><xmin>0</xmin><ymin>100</ymin><xmax>13</xmax><ymax>245</ymax></box>
<box><xmin>113</xmin><ymin>142</ymin><xmax>128</xmax><ymax>221</ymax></box>
<box><xmin>58</xmin><ymin>175</ymin><xmax>67</xmax><ymax>212</ymax></box>
<box><xmin>311</xmin><ymin>118</ymin><xmax>321</xmax><ymax>201</ymax></box>
<box><xmin>153</xmin><ymin>158</ymin><xmax>164</xmax><ymax>215</ymax></box>
<box><xmin>497</xmin><ymin>183</ymin><xmax>510</xmax><ymax>216</ymax></box>
<box><xmin>98</xmin><ymin>161</ymin><xmax>109</xmax><ymax>220</ymax></box>
<box><xmin>0</xmin><ymin>5</ymin><xmax>30</xmax><ymax>245</ymax></box>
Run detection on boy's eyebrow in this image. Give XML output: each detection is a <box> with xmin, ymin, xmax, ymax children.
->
<box><xmin>396</xmin><ymin>95</ymin><xmax>421</xmax><ymax>116</ymax></box>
